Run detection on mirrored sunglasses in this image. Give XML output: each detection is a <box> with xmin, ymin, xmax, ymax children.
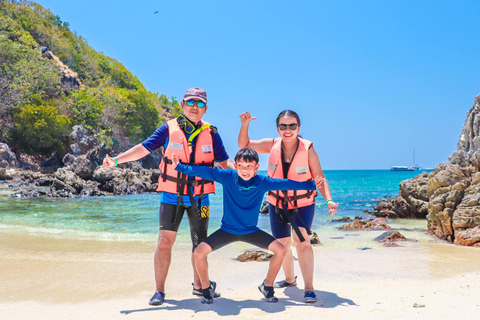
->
<box><xmin>277</xmin><ymin>123</ymin><xmax>298</xmax><ymax>131</ymax></box>
<box><xmin>185</xmin><ymin>99</ymin><xmax>206</xmax><ymax>108</ymax></box>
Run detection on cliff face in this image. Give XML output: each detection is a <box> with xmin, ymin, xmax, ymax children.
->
<box><xmin>376</xmin><ymin>94</ymin><xmax>480</xmax><ymax>247</ymax></box>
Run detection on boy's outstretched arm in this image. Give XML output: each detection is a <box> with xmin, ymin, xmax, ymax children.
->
<box><xmin>171</xmin><ymin>153</ymin><xmax>224</xmax><ymax>183</ymax></box>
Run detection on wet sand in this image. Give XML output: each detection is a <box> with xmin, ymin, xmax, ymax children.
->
<box><xmin>1</xmin><ymin>230</ymin><xmax>479</xmax><ymax>320</ymax></box>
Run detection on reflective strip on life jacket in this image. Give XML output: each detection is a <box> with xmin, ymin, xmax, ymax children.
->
<box><xmin>156</xmin><ymin>118</ymin><xmax>216</xmax><ymax>196</ymax></box>
<box><xmin>267</xmin><ymin>137</ymin><xmax>316</xmax><ymax>209</ymax></box>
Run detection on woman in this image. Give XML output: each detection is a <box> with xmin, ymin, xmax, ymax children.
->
<box><xmin>238</xmin><ymin>110</ymin><xmax>338</xmax><ymax>303</ymax></box>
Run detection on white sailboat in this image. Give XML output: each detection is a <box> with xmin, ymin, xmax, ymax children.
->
<box><xmin>390</xmin><ymin>149</ymin><xmax>421</xmax><ymax>171</ymax></box>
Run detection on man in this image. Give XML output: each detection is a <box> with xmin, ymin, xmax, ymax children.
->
<box><xmin>103</xmin><ymin>87</ymin><xmax>234</xmax><ymax>305</ymax></box>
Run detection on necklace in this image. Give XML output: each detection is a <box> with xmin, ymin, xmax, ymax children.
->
<box><xmin>282</xmin><ymin>140</ymin><xmax>299</xmax><ymax>163</ymax></box>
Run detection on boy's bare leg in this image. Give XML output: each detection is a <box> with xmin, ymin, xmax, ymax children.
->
<box><xmin>191</xmin><ymin>254</ymin><xmax>202</xmax><ymax>289</ymax></box>
<box><xmin>193</xmin><ymin>242</ymin><xmax>213</xmax><ymax>289</ymax></box>
<box><xmin>264</xmin><ymin>240</ymin><xmax>286</xmax><ymax>286</ymax></box>
<box><xmin>277</xmin><ymin>236</ymin><xmax>296</xmax><ymax>283</ymax></box>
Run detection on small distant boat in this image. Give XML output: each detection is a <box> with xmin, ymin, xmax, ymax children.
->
<box><xmin>390</xmin><ymin>166</ymin><xmax>415</xmax><ymax>171</ymax></box>
<box><xmin>390</xmin><ymin>150</ymin><xmax>421</xmax><ymax>171</ymax></box>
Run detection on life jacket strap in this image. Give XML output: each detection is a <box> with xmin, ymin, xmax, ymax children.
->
<box><xmin>269</xmin><ymin>190</ymin><xmax>312</xmax><ymax>203</ymax></box>
<box><xmin>163</xmin><ymin>157</ymin><xmax>214</xmax><ymax>167</ymax></box>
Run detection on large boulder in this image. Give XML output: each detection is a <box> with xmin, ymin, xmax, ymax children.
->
<box><xmin>398</xmin><ymin>172</ymin><xmax>430</xmax><ymax>218</ymax></box>
<box><xmin>0</xmin><ymin>143</ymin><xmax>18</xmax><ymax>168</ymax></box>
<box><xmin>69</xmin><ymin>125</ymin><xmax>99</xmax><ymax>156</ymax></box>
<box><xmin>372</xmin><ymin>196</ymin><xmax>414</xmax><ymax>219</ymax></box>
<box><xmin>51</xmin><ymin>168</ymin><xmax>106</xmax><ymax>197</ymax></box>
<box><xmin>426</xmin><ymin>95</ymin><xmax>480</xmax><ymax>245</ymax></box>
<box><xmin>452</xmin><ymin>172</ymin><xmax>480</xmax><ymax>246</ymax></box>
<box><xmin>372</xmin><ymin>94</ymin><xmax>480</xmax><ymax>247</ymax></box>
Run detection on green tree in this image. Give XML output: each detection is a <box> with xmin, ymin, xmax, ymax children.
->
<box><xmin>70</xmin><ymin>89</ymin><xmax>104</xmax><ymax>131</ymax></box>
<box><xmin>7</xmin><ymin>45</ymin><xmax>63</xmax><ymax>103</ymax></box>
<box><xmin>14</xmin><ymin>103</ymin><xmax>70</xmax><ymax>155</ymax></box>
<box><xmin>1</xmin><ymin>1</ymin><xmax>179</xmax><ymax>154</ymax></box>
<box><xmin>117</xmin><ymin>88</ymin><xmax>160</xmax><ymax>142</ymax></box>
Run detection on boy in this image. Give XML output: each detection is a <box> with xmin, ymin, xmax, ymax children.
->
<box><xmin>172</xmin><ymin>148</ymin><xmax>323</xmax><ymax>304</ymax></box>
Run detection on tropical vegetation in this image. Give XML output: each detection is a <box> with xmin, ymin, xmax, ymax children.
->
<box><xmin>0</xmin><ymin>0</ymin><xmax>181</xmax><ymax>156</ymax></box>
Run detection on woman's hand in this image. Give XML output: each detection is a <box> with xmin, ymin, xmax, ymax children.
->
<box><xmin>314</xmin><ymin>176</ymin><xmax>324</xmax><ymax>189</ymax></box>
<box><xmin>327</xmin><ymin>201</ymin><xmax>338</xmax><ymax>216</ymax></box>
<box><xmin>239</xmin><ymin>111</ymin><xmax>257</xmax><ymax>125</ymax></box>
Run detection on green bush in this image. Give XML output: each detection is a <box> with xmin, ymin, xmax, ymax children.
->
<box><xmin>1</xmin><ymin>1</ymin><xmax>177</xmax><ymax>154</ymax></box>
<box><xmin>117</xmin><ymin>88</ymin><xmax>160</xmax><ymax>142</ymax></box>
<box><xmin>70</xmin><ymin>89</ymin><xmax>104</xmax><ymax>131</ymax></box>
<box><xmin>14</xmin><ymin>103</ymin><xmax>70</xmax><ymax>155</ymax></box>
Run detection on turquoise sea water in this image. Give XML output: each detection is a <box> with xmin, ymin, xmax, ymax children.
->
<box><xmin>0</xmin><ymin>170</ymin><xmax>431</xmax><ymax>244</ymax></box>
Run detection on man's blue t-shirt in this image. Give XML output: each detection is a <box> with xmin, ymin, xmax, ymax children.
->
<box><xmin>141</xmin><ymin>119</ymin><xmax>229</xmax><ymax>206</ymax></box>
<box><xmin>175</xmin><ymin>163</ymin><xmax>316</xmax><ymax>235</ymax></box>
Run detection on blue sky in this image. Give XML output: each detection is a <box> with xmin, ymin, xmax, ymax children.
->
<box><xmin>35</xmin><ymin>0</ymin><xmax>480</xmax><ymax>170</ymax></box>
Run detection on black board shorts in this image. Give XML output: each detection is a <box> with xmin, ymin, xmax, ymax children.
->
<box><xmin>159</xmin><ymin>202</ymin><xmax>209</xmax><ymax>250</ymax></box>
<box><xmin>203</xmin><ymin>229</ymin><xmax>276</xmax><ymax>252</ymax></box>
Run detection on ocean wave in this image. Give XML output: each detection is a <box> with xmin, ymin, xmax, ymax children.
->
<box><xmin>0</xmin><ymin>221</ymin><xmax>157</xmax><ymax>242</ymax></box>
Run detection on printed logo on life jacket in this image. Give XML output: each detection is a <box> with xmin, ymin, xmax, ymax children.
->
<box><xmin>201</xmin><ymin>144</ymin><xmax>213</xmax><ymax>153</ymax></box>
<box><xmin>268</xmin><ymin>163</ymin><xmax>277</xmax><ymax>172</ymax></box>
<box><xmin>200</xmin><ymin>206</ymin><xmax>210</xmax><ymax>218</ymax></box>
<box><xmin>169</xmin><ymin>142</ymin><xmax>183</xmax><ymax>150</ymax></box>
<box><xmin>296</xmin><ymin>166</ymin><xmax>309</xmax><ymax>174</ymax></box>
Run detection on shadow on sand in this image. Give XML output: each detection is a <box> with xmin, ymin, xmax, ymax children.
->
<box><xmin>120</xmin><ymin>288</ymin><xmax>357</xmax><ymax>316</ymax></box>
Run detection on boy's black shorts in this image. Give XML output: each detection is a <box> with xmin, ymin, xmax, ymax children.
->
<box><xmin>159</xmin><ymin>202</ymin><xmax>209</xmax><ymax>251</ymax></box>
<box><xmin>203</xmin><ymin>229</ymin><xmax>276</xmax><ymax>251</ymax></box>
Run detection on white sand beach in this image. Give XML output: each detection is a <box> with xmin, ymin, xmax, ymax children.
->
<box><xmin>1</xmin><ymin>230</ymin><xmax>479</xmax><ymax>320</ymax></box>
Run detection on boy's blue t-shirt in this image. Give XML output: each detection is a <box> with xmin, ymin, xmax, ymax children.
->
<box><xmin>141</xmin><ymin>120</ymin><xmax>230</xmax><ymax>206</ymax></box>
<box><xmin>175</xmin><ymin>163</ymin><xmax>316</xmax><ymax>235</ymax></box>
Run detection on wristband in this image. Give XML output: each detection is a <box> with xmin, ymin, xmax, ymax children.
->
<box><xmin>114</xmin><ymin>157</ymin><xmax>118</xmax><ymax>167</ymax></box>
<box><xmin>326</xmin><ymin>199</ymin><xmax>334</xmax><ymax>204</ymax></box>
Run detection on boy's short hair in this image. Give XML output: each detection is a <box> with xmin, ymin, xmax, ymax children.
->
<box><xmin>234</xmin><ymin>148</ymin><xmax>259</xmax><ymax>163</ymax></box>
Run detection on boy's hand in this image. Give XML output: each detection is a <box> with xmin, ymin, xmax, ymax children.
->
<box><xmin>239</xmin><ymin>111</ymin><xmax>257</xmax><ymax>125</ymax></box>
<box><xmin>314</xmin><ymin>176</ymin><xmax>324</xmax><ymax>189</ymax></box>
<box><xmin>171</xmin><ymin>153</ymin><xmax>179</xmax><ymax>168</ymax></box>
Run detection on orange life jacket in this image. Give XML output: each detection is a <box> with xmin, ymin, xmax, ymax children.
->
<box><xmin>157</xmin><ymin>118</ymin><xmax>216</xmax><ymax>197</ymax></box>
<box><xmin>267</xmin><ymin>137</ymin><xmax>317</xmax><ymax>209</ymax></box>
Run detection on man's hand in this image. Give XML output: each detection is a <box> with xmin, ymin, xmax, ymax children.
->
<box><xmin>103</xmin><ymin>154</ymin><xmax>116</xmax><ymax>169</ymax></box>
<box><xmin>239</xmin><ymin>111</ymin><xmax>257</xmax><ymax>125</ymax></box>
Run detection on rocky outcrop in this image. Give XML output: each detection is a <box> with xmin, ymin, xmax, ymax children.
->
<box><xmin>374</xmin><ymin>230</ymin><xmax>413</xmax><ymax>247</ymax></box>
<box><xmin>452</xmin><ymin>172</ymin><xmax>480</xmax><ymax>246</ymax></box>
<box><xmin>370</xmin><ymin>196</ymin><xmax>414</xmax><ymax>219</ymax></box>
<box><xmin>1</xmin><ymin>125</ymin><xmax>160</xmax><ymax>198</ymax></box>
<box><xmin>339</xmin><ymin>218</ymin><xmax>391</xmax><ymax>230</ymax></box>
<box><xmin>374</xmin><ymin>94</ymin><xmax>480</xmax><ymax>247</ymax></box>
<box><xmin>41</xmin><ymin>47</ymin><xmax>81</xmax><ymax>88</ymax></box>
<box><xmin>69</xmin><ymin>125</ymin><xmax>99</xmax><ymax>157</ymax></box>
<box><xmin>236</xmin><ymin>250</ymin><xmax>273</xmax><ymax>262</ymax></box>
<box><xmin>0</xmin><ymin>143</ymin><xmax>18</xmax><ymax>168</ymax></box>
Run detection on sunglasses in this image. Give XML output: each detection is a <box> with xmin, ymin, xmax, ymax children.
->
<box><xmin>277</xmin><ymin>123</ymin><xmax>298</xmax><ymax>131</ymax></box>
<box><xmin>185</xmin><ymin>99</ymin><xmax>206</xmax><ymax>108</ymax></box>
